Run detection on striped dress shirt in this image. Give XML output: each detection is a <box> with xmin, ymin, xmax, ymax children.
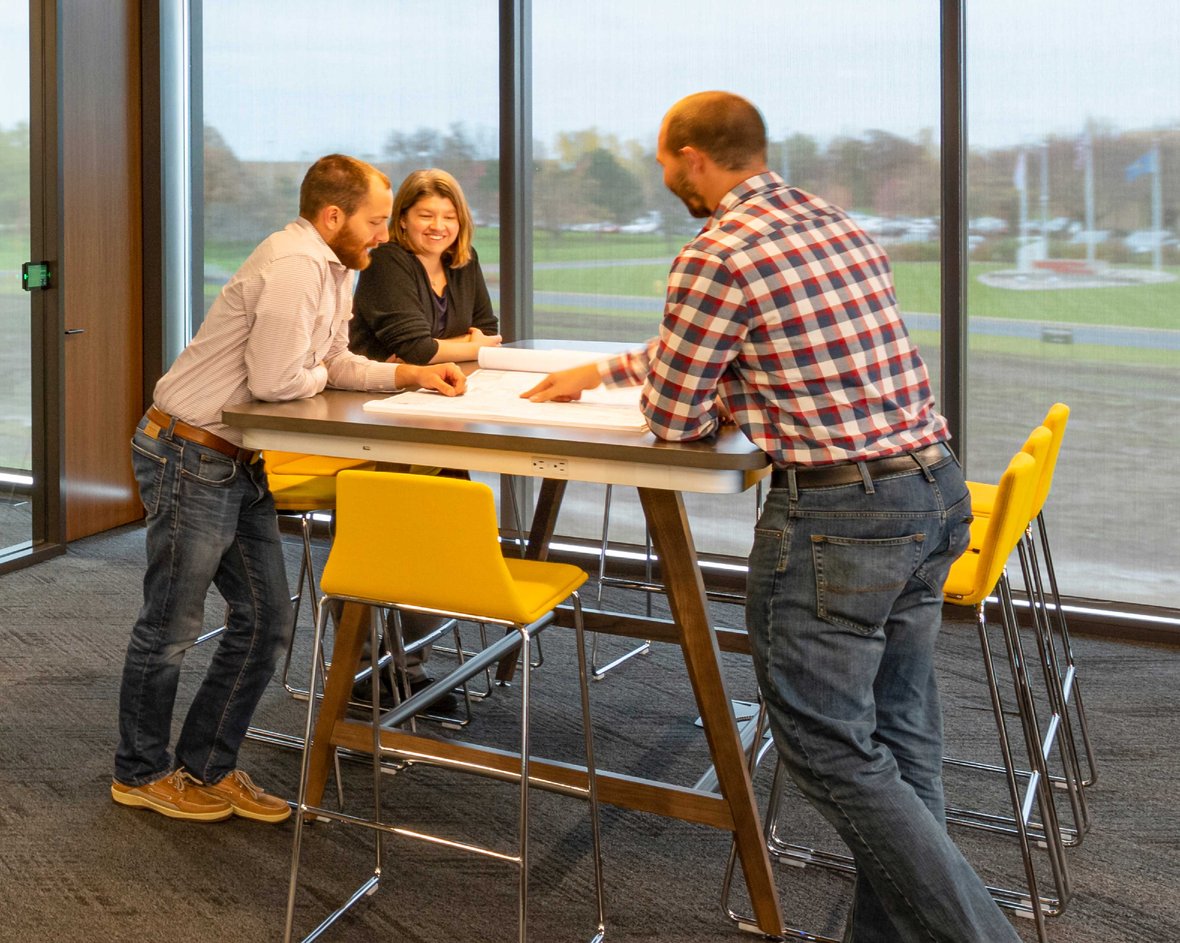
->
<box><xmin>154</xmin><ymin>218</ymin><xmax>401</xmax><ymax>445</ymax></box>
<box><xmin>600</xmin><ymin>172</ymin><xmax>947</xmax><ymax>467</ymax></box>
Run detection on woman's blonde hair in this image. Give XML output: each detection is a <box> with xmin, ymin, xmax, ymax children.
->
<box><xmin>390</xmin><ymin>168</ymin><xmax>476</xmax><ymax>268</ymax></box>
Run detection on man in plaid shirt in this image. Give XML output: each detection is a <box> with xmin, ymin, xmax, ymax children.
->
<box><xmin>526</xmin><ymin>92</ymin><xmax>1017</xmax><ymax>942</ymax></box>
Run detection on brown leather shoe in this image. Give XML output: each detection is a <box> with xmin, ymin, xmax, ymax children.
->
<box><xmin>111</xmin><ymin>769</ymin><xmax>233</xmax><ymax>822</ymax></box>
<box><xmin>202</xmin><ymin>770</ymin><xmax>292</xmax><ymax>823</ymax></box>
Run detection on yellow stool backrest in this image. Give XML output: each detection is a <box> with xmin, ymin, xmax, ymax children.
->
<box><xmin>1032</xmin><ymin>402</ymin><xmax>1069</xmax><ymax>519</ymax></box>
<box><xmin>963</xmin><ymin>426</ymin><xmax>1048</xmax><ymax>551</ymax></box>
<box><xmin>944</xmin><ymin>449</ymin><xmax>1038</xmax><ymax>607</ymax></box>
<box><xmin>966</xmin><ymin>421</ymin><xmax>1054</xmax><ymax>521</ymax></box>
<box><xmin>324</xmin><ymin>470</ymin><xmax>583</xmax><ymax>625</ymax></box>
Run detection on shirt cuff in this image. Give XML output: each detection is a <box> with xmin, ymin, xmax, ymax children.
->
<box><xmin>599</xmin><ymin>348</ymin><xmax>649</xmax><ymax>388</ymax></box>
<box><xmin>368</xmin><ymin>361</ymin><xmax>403</xmax><ymax>392</ymax></box>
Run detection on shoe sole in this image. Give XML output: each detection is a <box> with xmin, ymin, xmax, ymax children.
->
<box><xmin>111</xmin><ymin>784</ymin><xmax>233</xmax><ymax>822</ymax></box>
<box><xmin>224</xmin><ymin>803</ymin><xmax>292</xmax><ymax>824</ymax></box>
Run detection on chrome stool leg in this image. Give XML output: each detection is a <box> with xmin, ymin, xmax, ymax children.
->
<box><xmin>591</xmin><ymin>484</ymin><xmax>652</xmax><ymax>679</ymax></box>
<box><xmin>1035</xmin><ymin>511</ymin><xmax>1098</xmax><ymax>788</ymax></box>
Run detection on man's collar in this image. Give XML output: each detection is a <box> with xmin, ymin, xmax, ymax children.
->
<box><xmin>707</xmin><ymin>171</ymin><xmax>786</xmax><ymax>228</ymax></box>
<box><xmin>293</xmin><ymin>216</ymin><xmax>344</xmax><ymax>268</ymax></box>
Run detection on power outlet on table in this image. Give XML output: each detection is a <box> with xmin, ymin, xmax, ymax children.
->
<box><xmin>530</xmin><ymin>456</ymin><xmax>569</xmax><ymax>477</ymax></box>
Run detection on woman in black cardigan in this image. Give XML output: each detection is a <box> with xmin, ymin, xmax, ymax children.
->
<box><xmin>349</xmin><ymin>169</ymin><xmax>500</xmax><ymax>711</ymax></box>
<box><xmin>352</xmin><ymin>168</ymin><xmax>501</xmax><ymax>364</ymax></box>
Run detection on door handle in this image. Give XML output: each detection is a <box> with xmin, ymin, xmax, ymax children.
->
<box><xmin>64</xmin><ymin>329</ymin><xmax>85</xmax><ymax>335</ymax></box>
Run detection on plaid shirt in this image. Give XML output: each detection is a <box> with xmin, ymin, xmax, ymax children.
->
<box><xmin>601</xmin><ymin>172</ymin><xmax>947</xmax><ymax>467</ymax></box>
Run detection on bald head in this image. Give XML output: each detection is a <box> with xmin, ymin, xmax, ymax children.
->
<box><xmin>662</xmin><ymin>91</ymin><xmax>767</xmax><ymax>172</ymax></box>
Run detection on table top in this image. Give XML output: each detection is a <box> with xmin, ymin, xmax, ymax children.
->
<box><xmin>223</xmin><ymin>389</ymin><xmax>770</xmax><ymax>494</ymax></box>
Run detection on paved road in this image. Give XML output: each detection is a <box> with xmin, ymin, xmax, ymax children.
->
<box><xmin>516</xmin><ymin>290</ymin><xmax>1180</xmax><ymax>351</ymax></box>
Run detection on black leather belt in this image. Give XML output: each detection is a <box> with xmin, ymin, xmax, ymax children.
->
<box><xmin>144</xmin><ymin>405</ymin><xmax>259</xmax><ymax>464</ymax></box>
<box><xmin>771</xmin><ymin>442</ymin><xmax>951</xmax><ymax>490</ymax></box>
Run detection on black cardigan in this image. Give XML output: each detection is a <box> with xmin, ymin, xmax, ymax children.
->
<box><xmin>350</xmin><ymin>243</ymin><xmax>497</xmax><ymax>365</ymax></box>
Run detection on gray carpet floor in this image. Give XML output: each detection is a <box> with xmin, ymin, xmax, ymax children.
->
<box><xmin>0</xmin><ymin>522</ymin><xmax>1176</xmax><ymax>943</ymax></box>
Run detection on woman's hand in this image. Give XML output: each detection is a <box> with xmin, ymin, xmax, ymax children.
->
<box><xmin>465</xmin><ymin>327</ymin><xmax>503</xmax><ymax>348</ymax></box>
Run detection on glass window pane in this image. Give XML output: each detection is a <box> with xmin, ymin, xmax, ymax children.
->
<box><xmin>967</xmin><ymin>1</ymin><xmax>1180</xmax><ymax>607</ymax></box>
<box><xmin>0</xmin><ymin>0</ymin><xmax>32</xmax><ymax>556</ymax></box>
<box><xmin>532</xmin><ymin>1</ymin><xmax>942</xmax><ymax>555</ymax></box>
<box><xmin>200</xmin><ymin>1</ymin><xmax>499</xmax><ymax>323</ymax></box>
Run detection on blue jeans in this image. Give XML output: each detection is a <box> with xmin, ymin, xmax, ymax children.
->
<box><xmin>746</xmin><ymin>452</ymin><xmax>1019</xmax><ymax>943</ymax></box>
<box><xmin>115</xmin><ymin>418</ymin><xmax>293</xmax><ymax>786</ymax></box>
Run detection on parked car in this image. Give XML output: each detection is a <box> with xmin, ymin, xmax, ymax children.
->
<box><xmin>620</xmin><ymin>211</ymin><xmax>662</xmax><ymax>234</ymax></box>
<box><xmin>969</xmin><ymin>215</ymin><xmax>1008</xmax><ymax>234</ymax></box>
<box><xmin>1123</xmin><ymin>229</ymin><xmax>1176</xmax><ymax>254</ymax></box>
<box><xmin>1069</xmin><ymin>229</ymin><xmax>1109</xmax><ymax>246</ymax></box>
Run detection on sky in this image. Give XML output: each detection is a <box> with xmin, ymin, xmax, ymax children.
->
<box><xmin>2</xmin><ymin>1</ymin><xmax>1180</xmax><ymax>159</ymax></box>
<box><xmin>0</xmin><ymin>0</ymin><xmax>29</xmax><ymax>129</ymax></box>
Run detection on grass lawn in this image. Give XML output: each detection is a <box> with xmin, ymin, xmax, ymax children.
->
<box><xmin>199</xmin><ymin>228</ymin><xmax>1180</xmax><ymax>338</ymax></box>
<box><xmin>896</xmin><ymin>261</ymin><xmax>1180</xmax><ymax>330</ymax></box>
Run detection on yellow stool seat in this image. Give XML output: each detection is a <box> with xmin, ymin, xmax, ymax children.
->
<box><xmin>965</xmin><ymin>479</ymin><xmax>999</xmax><ymax>518</ymax></box>
<box><xmin>321</xmin><ymin>470</ymin><xmax>588</xmax><ymax>625</ymax></box>
<box><xmin>264</xmin><ymin>451</ymin><xmax>376</xmax><ymax>478</ymax></box>
<box><xmin>267</xmin><ymin>473</ymin><xmax>338</xmax><ymax>513</ymax></box>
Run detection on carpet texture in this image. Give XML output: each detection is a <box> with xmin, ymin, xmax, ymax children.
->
<box><xmin>0</xmin><ymin>522</ymin><xmax>1176</xmax><ymax>942</ymax></box>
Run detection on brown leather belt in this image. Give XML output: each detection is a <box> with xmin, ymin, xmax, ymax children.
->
<box><xmin>144</xmin><ymin>405</ymin><xmax>259</xmax><ymax>464</ymax></box>
<box><xmin>771</xmin><ymin>442</ymin><xmax>951</xmax><ymax>490</ymax></box>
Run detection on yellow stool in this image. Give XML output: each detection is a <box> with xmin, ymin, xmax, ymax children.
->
<box><xmin>265</xmin><ymin>453</ymin><xmax>376</xmax><ymax>702</ymax></box>
<box><xmin>249</xmin><ymin>455</ymin><xmax>376</xmax><ymax>802</ymax></box>
<box><xmin>961</xmin><ymin>408</ymin><xmax>1090</xmax><ymax>855</ymax></box>
<box><xmin>284</xmin><ymin>471</ymin><xmax>606</xmax><ymax>943</ymax></box>
<box><xmin>944</xmin><ymin>444</ymin><xmax>1064</xmax><ymax>941</ymax></box>
<box><xmin>967</xmin><ymin>404</ymin><xmax>1096</xmax><ymax>792</ymax></box>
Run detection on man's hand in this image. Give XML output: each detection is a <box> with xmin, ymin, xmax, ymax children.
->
<box><xmin>398</xmin><ymin>362</ymin><xmax>467</xmax><ymax>396</ymax></box>
<box><xmin>466</xmin><ymin>327</ymin><xmax>503</xmax><ymax>348</ymax></box>
<box><xmin>520</xmin><ymin>362</ymin><xmax>602</xmax><ymax>402</ymax></box>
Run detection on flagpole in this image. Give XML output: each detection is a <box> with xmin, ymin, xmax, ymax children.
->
<box><xmin>1084</xmin><ymin>126</ymin><xmax>1095</xmax><ymax>265</ymax></box>
<box><xmin>1040</xmin><ymin>141</ymin><xmax>1050</xmax><ymax>260</ymax></box>
<box><xmin>1016</xmin><ymin>149</ymin><xmax>1029</xmax><ymax>271</ymax></box>
<box><xmin>1151</xmin><ymin>140</ymin><xmax>1162</xmax><ymax>272</ymax></box>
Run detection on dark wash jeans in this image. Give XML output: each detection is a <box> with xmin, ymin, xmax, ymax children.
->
<box><xmin>746</xmin><ymin>452</ymin><xmax>1020</xmax><ymax>943</ymax></box>
<box><xmin>115</xmin><ymin>417</ymin><xmax>293</xmax><ymax>787</ymax></box>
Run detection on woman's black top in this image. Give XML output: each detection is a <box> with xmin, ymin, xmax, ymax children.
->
<box><xmin>350</xmin><ymin>243</ymin><xmax>497</xmax><ymax>365</ymax></box>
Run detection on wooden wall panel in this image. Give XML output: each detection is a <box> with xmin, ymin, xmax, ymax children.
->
<box><xmin>61</xmin><ymin>0</ymin><xmax>143</xmax><ymax>539</ymax></box>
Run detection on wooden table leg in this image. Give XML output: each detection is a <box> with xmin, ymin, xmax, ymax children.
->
<box><xmin>639</xmin><ymin>487</ymin><xmax>784</xmax><ymax>937</ymax></box>
<box><xmin>523</xmin><ymin>477</ymin><xmax>566</xmax><ymax>562</ymax></box>
<box><xmin>304</xmin><ymin>600</ymin><xmax>369</xmax><ymax>811</ymax></box>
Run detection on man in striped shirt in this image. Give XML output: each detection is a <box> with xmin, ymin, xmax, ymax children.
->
<box><xmin>526</xmin><ymin>93</ymin><xmax>1017</xmax><ymax>942</ymax></box>
<box><xmin>112</xmin><ymin>155</ymin><xmax>465</xmax><ymax>824</ymax></box>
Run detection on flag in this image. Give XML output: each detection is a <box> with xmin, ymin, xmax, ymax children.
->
<box><xmin>1125</xmin><ymin>149</ymin><xmax>1157</xmax><ymax>182</ymax></box>
<box><xmin>1013</xmin><ymin>150</ymin><xmax>1027</xmax><ymax>192</ymax></box>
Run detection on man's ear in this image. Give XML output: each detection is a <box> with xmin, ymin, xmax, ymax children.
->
<box><xmin>317</xmin><ymin>203</ymin><xmax>344</xmax><ymax>237</ymax></box>
<box><xmin>680</xmin><ymin>145</ymin><xmax>708</xmax><ymax>175</ymax></box>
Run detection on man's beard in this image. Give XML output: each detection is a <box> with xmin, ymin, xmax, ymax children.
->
<box><xmin>668</xmin><ymin>167</ymin><xmax>711</xmax><ymax>219</ymax></box>
<box><xmin>329</xmin><ymin>229</ymin><xmax>372</xmax><ymax>270</ymax></box>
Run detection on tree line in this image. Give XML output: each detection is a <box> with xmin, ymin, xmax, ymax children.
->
<box><xmin>198</xmin><ymin>121</ymin><xmax>1180</xmax><ymax>251</ymax></box>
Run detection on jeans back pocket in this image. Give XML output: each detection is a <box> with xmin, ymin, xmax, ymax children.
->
<box><xmin>812</xmin><ymin>533</ymin><xmax>926</xmax><ymax>635</ymax></box>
